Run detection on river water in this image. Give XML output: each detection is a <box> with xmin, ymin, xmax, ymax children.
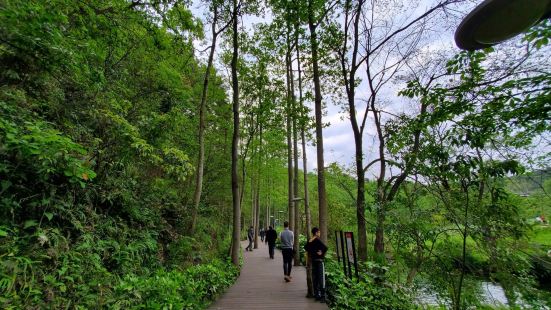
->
<box><xmin>416</xmin><ymin>281</ymin><xmax>512</xmax><ymax>308</ymax></box>
<box><xmin>416</xmin><ymin>281</ymin><xmax>551</xmax><ymax>309</ymax></box>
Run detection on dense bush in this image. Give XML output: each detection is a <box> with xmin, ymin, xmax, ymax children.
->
<box><xmin>111</xmin><ymin>259</ymin><xmax>238</xmax><ymax>309</ymax></box>
<box><xmin>325</xmin><ymin>260</ymin><xmax>417</xmax><ymax>310</ymax></box>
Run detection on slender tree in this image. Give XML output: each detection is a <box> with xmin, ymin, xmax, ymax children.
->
<box><xmin>285</xmin><ymin>15</ymin><xmax>296</xmax><ymax>232</ymax></box>
<box><xmin>296</xmin><ymin>16</ymin><xmax>314</xmax><ymax>295</ymax></box>
<box><xmin>307</xmin><ymin>0</ymin><xmax>331</xmax><ymax>243</ymax></box>
<box><xmin>342</xmin><ymin>0</ymin><xmax>460</xmax><ymax>258</ymax></box>
<box><xmin>191</xmin><ymin>0</ymin><xmax>231</xmax><ymax>234</ymax></box>
<box><xmin>335</xmin><ymin>0</ymin><xmax>367</xmax><ymax>260</ymax></box>
<box><xmin>230</xmin><ymin>0</ymin><xmax>241</xmax><ymax>266</ymax></box>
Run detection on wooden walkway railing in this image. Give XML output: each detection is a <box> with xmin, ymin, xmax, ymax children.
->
<box><xmin>209</xmin><ymin>241</ymin><xmax>328</xmax><ymax>310</ymax></box>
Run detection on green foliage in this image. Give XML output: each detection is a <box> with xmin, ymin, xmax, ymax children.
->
<box><xmin>111</xmin><ymin>259</ymin><xmax>238</xmax><ymax>309</ymax></box>
<box><xmin>325</xmin><ymin>260</ymin><xmax>416</xmax><ymax>310</ymax></box>
<box><xmin>0</xmin><ymin>0</ymin><xmax>235</xmax><ymax>308</ymax></box>
<box><xmin>388</xmin><ymin>17</ymin><xmax>551</xmax><ymax>309</ymax></box>
<box><xmin>0</xmin><ymin>99</ymin><xmax>95</xmax><ymax>191</ymax></box>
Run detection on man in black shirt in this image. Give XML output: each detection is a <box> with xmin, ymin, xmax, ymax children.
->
<box><xmin>265</xmin><ymin>226</ymin><xmax>277</xmax><ymax>259</ymax></box>
<box><xmin>304</xmin><ymin>227</ymin><xmax>328</xmax><ymax>302</ymax></box>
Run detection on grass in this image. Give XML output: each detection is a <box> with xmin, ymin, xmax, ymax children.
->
<box><xmin>529</xmin><ymin>225</ymin><xmax>551</xmax><ymax>247</ymax></box>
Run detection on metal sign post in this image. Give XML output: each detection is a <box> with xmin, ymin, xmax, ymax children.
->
<box><xmin>344</xmin><ymin>232</ymin><xmax>352</xmax><ymax>278</ymax></box>
<box><xmin>339</xmin><ymin>231</ymin><xmax>348</xmax><ymax>277</ymax></box>
<box><xmin>344</xmin><ymin>232</ymin><xmax>359</xmax><ymax>280</ymax></box>
<box><xmin>335</xmin><ymin>231</ymin><xmax>340</xmax><ymax>263</ymax></box>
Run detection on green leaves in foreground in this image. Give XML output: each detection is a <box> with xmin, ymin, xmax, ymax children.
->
<box><xmin>0</xmin><ymin>101</ymin><xmax>96</xmax><ymax>189</ymax></box>
<box><xmin>325</xmin><ymin>260</ymin><xmax>416</xmax><ymax>310</ymax></box>
<box><xmin>112</xmin><ymin>260</ymin><xmax>238</xmax><ymax>310</ymax></box>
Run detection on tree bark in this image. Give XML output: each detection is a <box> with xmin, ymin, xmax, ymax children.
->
<box><xmin>254</xmin><ymin>179</ymin><xmax>260</xmax><ymax>248</ymax></box>
<box><xmin>290</xmin><ymin>18</ymin><xmax>301</xmax><ymax>266</ymax></box>
<box><xmin>285</xmin><ymin>24</ymin><xmax>295</xmax><ymax>232</ymax></box>
<box><xmin>254</xmin><ymin>124</ymin><xmax>263</xmax><ymax>249</ymax></box>
<box><xmin>230</xmin><ymin>0</ymin><xmax>241</xmax><ymax>266</ymax></box>
<box><xmin>296</xmin><ymin>25</ymin><xmax>313</xmax><ymax>296</ymax></box>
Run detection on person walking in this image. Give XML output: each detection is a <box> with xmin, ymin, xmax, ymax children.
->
<box><xmin>304</xmin><ymin>227</ymin><xmax>328</xmax><ymax>302</ymax></box>
<box><xmin>265</xmin><ymin>226</ymin><xmax>277</xmax><ymax>259</ymax></box>
<box><xmin>260</xmin><ymin>227</ymin><xmax>265</xmax><ymax>242</ymax></box>
<box><xmin>279</xmin><ymin>221</ymin><xmax>294</xmax><ymax>282</ymax></box>
<box><xmin>245</xmin><ymin>225</ymin><xmax>254</xmax><ymax>251</ymax></box>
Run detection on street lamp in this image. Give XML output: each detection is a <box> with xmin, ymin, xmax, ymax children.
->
<box><xmin>455</xmin><ymin>0</ymin><xmax>551</xmax><ymax>50</ymax></box>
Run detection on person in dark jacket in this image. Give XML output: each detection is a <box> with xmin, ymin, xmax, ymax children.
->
<box><xmin>304</xmin><ymin>227</ymin><xmax>328</xmax><ymax>302</ymax></box>
<box><xmin>265</xmin><ymin>226</ymin><xmax>277</xmax><ymax>259</ymax></box>
<box><xmin>245</xmin><ymin>226</ymin><xmax>254</xmax><ymax>251</ymax></box>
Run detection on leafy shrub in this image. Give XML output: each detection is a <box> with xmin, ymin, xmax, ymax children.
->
<box><xmin>325</xmin><ymin>260</ymin><xmax>417</xmax><ymax>310</ymax></box>
<box><xmin>111</xmin><ymin>259</ymin><xmax>238</xmax><ymax>309</ymax></box>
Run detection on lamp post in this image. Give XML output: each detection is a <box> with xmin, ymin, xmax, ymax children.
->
<box><xmin>455</xmin><ymin>0</ymin><xmax>551</xmax><ymax>50</ymax></box>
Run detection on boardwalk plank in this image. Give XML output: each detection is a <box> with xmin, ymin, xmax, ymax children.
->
<box><xmin>209</xmin><ymin>241</ymin><xmax>328</xmax><ymax>310</ymax></box>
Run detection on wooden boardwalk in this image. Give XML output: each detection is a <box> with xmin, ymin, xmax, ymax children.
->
<box><xmin>209</xmin><ymin>241</ymin><xmax>328</xmax><ymax>310</ymax></box>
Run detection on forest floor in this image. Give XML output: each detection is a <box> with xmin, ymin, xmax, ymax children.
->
<box><xmin>209</xmin><ymin>241</ymin><xmax>328</xmax><ymax>310</ymax></box>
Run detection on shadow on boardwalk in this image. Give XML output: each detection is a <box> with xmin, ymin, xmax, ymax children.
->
<box><xmin>209</xmin><ymin>241</ymin><xmax>328</xmax><ymax>310</ymax></box>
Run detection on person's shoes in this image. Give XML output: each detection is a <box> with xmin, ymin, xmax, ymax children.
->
<box><xmin>284</xmin><ymin>276</ymin><xmax>290</xmax><ymax>282</ymax></box>
<box><xmin>314</xmin><ymin>295</ymin><xmax>321</xmax><ymax>301</ymax></box>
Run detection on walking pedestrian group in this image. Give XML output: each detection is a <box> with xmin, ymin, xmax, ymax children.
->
<box><xmin>243</xmin><ymin>221</ymin><xmax>328</xmax><ymax>303</ymax></box>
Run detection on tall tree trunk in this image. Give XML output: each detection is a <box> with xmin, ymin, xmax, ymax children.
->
<box><xmin>255</xmin><ymin>181</ymin><xmax>260</xmax><ymax>240</ymax></box>
<box><xmin>308</xmin><ymin>0</ymin><xmax>328</xmax><ymax>244</ymax></box>
<box><xmin>289</xmin><ymin>19</ymin><xmax>301</xmax><ymax>266</ymax></box>
<box><xmin>296</xmin><ymin>25</ymin><xmax>313</xmax><ymax>296</ymax></box>
<box><xmin>372</xmin><ymin>96</ymin><xmax>386</xmax><ymax>257</ymax></box>
<box><xmin>254</xmin><ymin>125</ymin><xmax>263</xmax><ymax>249</ymax></box>
<box><xmin>285</xmin><ymin>26</ymin><xmax>295</xmax><ymax>231</ymax></box>
<box><xmin>230</xmin><ymin>0</ymin><xmax>241</xmax><ymax>266</ymax></box>
<box><xmin>295</xmin><ymin>34</ymin><xmax>311</xmax><ymax>239</ymax></box>
<box><xmin>252</xmin><ymin>175</ymin><xmax>257</xmax><ymax>246</ymax></box>
<box><xmin>239</xmin><ymin>111</ymin><xmax>255</xmax><ymax>206</ymax></box>
<box><xmin>374</xmin><ymin>205</ymin><xmax>385</xmax><ymax>258</ymax></box>
<box><xmin>355</xmin><ymin>140</ymin><xmax>367</xmax><ymax>261</ymax></box>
